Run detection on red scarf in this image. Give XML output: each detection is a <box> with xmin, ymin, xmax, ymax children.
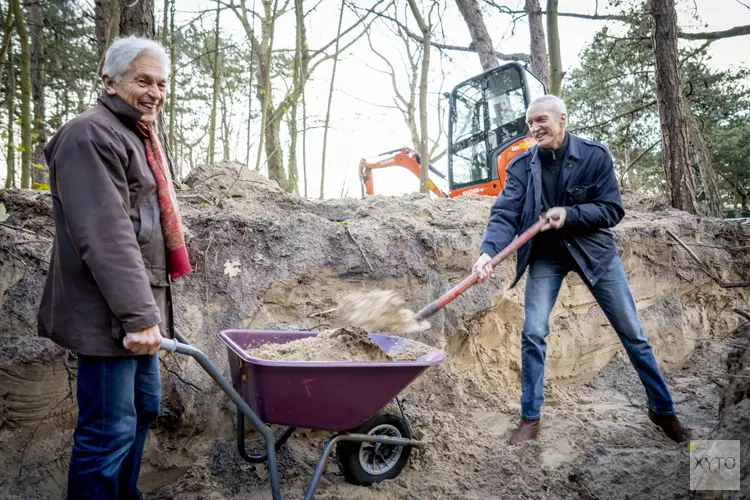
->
<box><xmin>137</xmin><ymin>122</ymin><xmax>193</xmax><ymax>280</ymax></box>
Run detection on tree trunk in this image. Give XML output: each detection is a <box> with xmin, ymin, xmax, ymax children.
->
<box><xmin>686</xmin><ymin>108</ymin><xmax>723</xmax><ymax>217</ymax></box>
<box><xmin>30</xmin><ymin>0</ymin><xmax>47</xmax><ymax>187</ymax></box>
<box><xmin>406</xmin><ymin>42</ymin><xmax>421</xmax><ymax>150</ymax></box>
<box><xmin>10</xmin><ymin>0</ymin><xmax>31</xmax><ymax>189</ymax></box>
<box><xmin>220</xmin><ymin>92</ymin><xmax>231</xmax><ymax>162</ymax></box>
<box><xmin>455</xmin><ymin>0</ymin><xmax>499</xmax><ymax>70</ymax></box>
<box><xmin>245</xmin><ymin>70</ymin><xmax>253</xmax><ymax>167</ymax></box>
<box><xmin>286</xmin><ymin>0</ymin><xmax>306</xmax><ymax>196</ymax></box>
<box><xmin>417</xmin><ymin>33</ymin><xmax>431</xmax><ymax>194</ymax></box>
<box><xmin>287</xmin><ymin>102</ymin><xmax>299</xmax><ymax>195</ymax></box>
<box><xmin>525</xmin><ymin>0</ymin><xmax>550</xmax><ymax>87</ymax></box>
<box><xmin>119</xmin><ymin>0</ymin><xmax>154</xmax><ymax>38</ymax></box>
<box><xmin>302</xmin><ymin>91</ymin><xmax>308</xmax><ymax>197</ymax></box>
<box><xmin>265</xmin><ymin>108</ymin><xmax>285</xmax><ymax>188</ymax></box>
<box><xmin>253</xmin><ymin>0</ymin><xmax>275</xmax><ymax>174</ymax></box>
<box><xmin>319</xmin><ymin>0</ymin><xmax>346</xmax><ymax>199</ymax></box>
<box><xmin>407</xmin><ymin>0</ymin><xmax>431</xmax><ymax>194</ymax></box>
<box><xmin>96</xmin><ymin>0</ymin><xmax>120</xmax><ymax>74</ymax></box>
<box><xmin>94</xmin><ymin>0</ymin><xmax>110</xmax><ymax>60</ymax></box>
<box><xmin>546</xmin><ymin>0</ymin><xmax>563</xmax><ymax>95</ymax></box>
<box><xmin>161</xmin><ymin>0</ymin><xmax>169</xmax><ymax>45</ymax></box>
<box><xmin>5</xmin><ymin>46</ymin><xmax>15</xmax><ymax>188</ymax></box>
<box><xmin>0</xmin><ymin>7</ymin><xmax>13</xmax><ymax>67</ymax></box>
<box><xmin>650</xmin><ymin>0</ymin><xmax>698</xmax><ymax>214</ymax></box>
<box><xmin>168</xmin><ymin>0</ymin><xmax>176</xmax><ymax>153</ymax></box>
<box><xmin>208</xmin><ymin>1</ymin><xmax>220</xmax><ymax>165</ymax></box>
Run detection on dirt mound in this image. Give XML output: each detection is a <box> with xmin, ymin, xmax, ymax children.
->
<box><xmin>690</xmin><ymin>321</ymin><xmax>750</xmax><ymax>499</ymax></box>
<box><xmin>1</xmin><ymin>174</ymin><xmax>749</xmax><ymax>499</ymax></box>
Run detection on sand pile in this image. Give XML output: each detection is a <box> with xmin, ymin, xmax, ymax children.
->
<box><xmin>244</xmin><ymin>326</ymin><xmax>433</xmax><ymax>362</ymax></box>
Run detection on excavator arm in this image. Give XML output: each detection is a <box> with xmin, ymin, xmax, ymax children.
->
<box><xmin>359</xmin><ymin>147</ymin><xmax>448</xmax><ymax>198</ymax></box>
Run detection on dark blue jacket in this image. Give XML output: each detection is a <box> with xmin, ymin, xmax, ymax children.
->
<box><xmin>479</xmin><ymin>133</ymin><xmax>625</xmax><ymax>287</ymax></box>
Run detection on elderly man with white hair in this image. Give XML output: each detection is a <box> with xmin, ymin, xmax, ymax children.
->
<box><xmin>472</xmin><ymin>95</ymin><xmax>692</xmax><ymax>445</ymax></box>
<box><xmin>38</xmin><ymin>36</ymin><xmax>192</xmax><ymax>498</ymax></box>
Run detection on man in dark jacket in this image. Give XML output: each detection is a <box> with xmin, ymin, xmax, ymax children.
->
<box><xmin>473</xmin><ymin>95</ymin><xmax>692</xmax><ymax>445</ymax></box>
<box><xmin>38</xmin><ymin>36</ymin><xmax>192</xmax><ymax>499</ymax></box>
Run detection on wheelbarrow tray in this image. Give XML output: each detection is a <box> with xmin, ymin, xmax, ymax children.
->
<box><xmin>218</xmin><ymin>329</ymin><xmax>444</xmax><ymax>432</ymax></box>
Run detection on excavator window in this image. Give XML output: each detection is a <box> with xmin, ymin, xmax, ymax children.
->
<box><xmin>526</xmin><ymin>72</ymin><xmax>546</xmax><ymax>103</ymax></box>
<box><xmin>448</xmin><ymin>63</ymin><xmax>530</xmax><ymax>190</ymax></box>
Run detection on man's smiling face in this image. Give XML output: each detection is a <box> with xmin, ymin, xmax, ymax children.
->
<box><xmin>526</xmin><ymin>103</ymin><xmax>567</xmax><ymax>150</ymax></box>
<box><xmin>103</xmin><ymin>55</ymin><xmax>166</xmax><ymax>123</ymax></box>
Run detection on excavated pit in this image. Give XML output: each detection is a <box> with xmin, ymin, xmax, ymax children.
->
<box><xmin>1</xmin><ymin>163</ymin><xmax>749</xmax><ymax>499</ymax></box>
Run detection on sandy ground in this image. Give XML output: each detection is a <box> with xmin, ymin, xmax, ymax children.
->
<box><xmin>1</xmin><ymin>164</ymin><xmax>748</xmax><ymax>499</ymax></box>
<box><xmin>144</xmin><ymin>331</ymin><xmax>739</xmax><ymax>500</ymax></box>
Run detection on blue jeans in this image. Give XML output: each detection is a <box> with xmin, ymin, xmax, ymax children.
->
<box><xmin>67</xmin><ymin>354</ymin><xmax>161</xmax><ymax>500</ymax></box>
<box><xmin>520</xmin><ymin>254</ymin><xmax>675</xmax><ymax>419</ymax></box>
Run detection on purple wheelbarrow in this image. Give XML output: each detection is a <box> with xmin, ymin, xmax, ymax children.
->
<box><xmin>160</xmin><ymin>328</ymin><xmax>444</xmax><ymax>500</ymax></box>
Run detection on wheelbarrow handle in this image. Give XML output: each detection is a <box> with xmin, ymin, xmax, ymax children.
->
<box><xmin>413</xmin><ymin>218</ymin><xmax>545</xmax><ymax>322</ymax></box>
<box><xmin>160</xmin><ymin>338</ymin><xmax>179</xmax><ymax>353</ymax></box>
<box><xmin>158</xmin><ymin>336</ymin><xmax>283</xmax><ymax>500</ymax></box>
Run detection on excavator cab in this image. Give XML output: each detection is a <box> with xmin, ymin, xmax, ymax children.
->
<box><xmin>448</xmin><ymin>61</ymin><xmax>546</xmax><ymax>197</ymax></box>
<box><xmin>359</xmin><ymin>61</ymin><xmax>546</xmax><ymax>198</ymax></box>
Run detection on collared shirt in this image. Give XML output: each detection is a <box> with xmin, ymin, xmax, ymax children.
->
<box><xmin>534</xmin><ymin>132</ymin><xmax>571</xmax><ymax>263</ymax></box>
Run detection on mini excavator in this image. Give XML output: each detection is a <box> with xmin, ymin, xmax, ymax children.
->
<box><xmin>359</xmin><ymin>61</ymin><xmax>547</xmax><ymax>198</ymax></box>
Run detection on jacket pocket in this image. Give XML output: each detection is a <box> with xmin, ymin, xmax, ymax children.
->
<box><xmin>145</xmin><ymin>264</ymin><xmax>169</xmax><ymax>287</ymax></box>
<box><xmin>136</xmin><ymin>198</ymin><xmax>158</xmax><ymax>245</ymax></box>
<box><xmin>110</xmin><ymin>310</ymin><xmax>126</xmax><ymax>341</ymax></box>
<box><xmin>566</xmin><ymin>183</ymin><xmax>596</xmax><ymax>204</ymax></box>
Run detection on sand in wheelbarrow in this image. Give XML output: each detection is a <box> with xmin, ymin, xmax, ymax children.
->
<box><xmin>245</xmin><ymin>326</ymin><xmax>432</xmax><ymax>362</ymax></box>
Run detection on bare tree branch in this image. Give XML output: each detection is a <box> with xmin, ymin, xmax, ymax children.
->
<box><xmin>308</xmin><ymin>13</ymin><xmax>378</xmax><ymax>75</ymax></box>
<box><xmin>350</xmin><ymin>2</ymin><xmax>530</xmax><ymax>62</ymax></box>
<box><xmin>305</xmin><ymin>0</ymin><xmax>325</xmax><ymax>17</ymax></box>
<box><xmin>619</xmin><ymin>139</ymin><xmax>660</xmax><ymax>185</ymax></box>
<box><xmin>571</xmin><ymin>100</ymin><xmax>657</xmax><ymax>133</ymax></box>
<box><xmin>0</xmin><ymin>9</ymin><xmax>14</xmax><ymax>68</ymax></box>
<box><xmin>679</xmin><ymin>24</ymin><xmax>750</xmax><ymax>40</ymax></box>
<box><xmin>366</xmin><ymin>27</ymin><xmax>409</xmax><ymax>110</ymax></box>
<box><xmin>482</xmin><ymin>1</ymin><xmax>632</xmax><ymax>21</ymax></box>
<box><xmin>667</xmin><ymin>230</ymin><xmax>750</xmax><ymax>288</ymax></box>
<box><xmin>311</xmin><ymin>0</ymin><xmax>389</xmax><ymax>57</ymax></box>
<box><xmin>485</xmin><ymin>2</ymin><xmax>750</xmax><ymax>41</ymax></box>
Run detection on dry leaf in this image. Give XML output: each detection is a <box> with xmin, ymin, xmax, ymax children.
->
<box><xmin>223</xmin><ymin>260</ymin><xmax>241</xmax><ymax>278</ymax></box>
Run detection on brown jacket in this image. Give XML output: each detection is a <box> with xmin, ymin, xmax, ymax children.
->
<box><xmin>38</xmin><ymin>92</ymin><xmax>172</xmax><ymax>357</ymax></box>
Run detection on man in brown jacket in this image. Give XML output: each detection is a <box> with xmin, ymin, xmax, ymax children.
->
<box><xmin>38</xmin><ymin>36</ymin><xmax>192</xmax><ymax>499</ymax></box>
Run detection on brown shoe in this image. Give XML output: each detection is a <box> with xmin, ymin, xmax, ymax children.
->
<box><xmin>508</xmin><ymin>417</ymin><xmax>540</xmax><ymax>445</ymax></box>
<box><xmin>648</xmin><ymin>410</ymin><xmax>693</xmax><ymax>443</ymax></box>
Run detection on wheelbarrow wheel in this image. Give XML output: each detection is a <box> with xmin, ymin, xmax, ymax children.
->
<box><xmin>337</xmin><ymin>413</ymin><xmax>412</xmax><ymax>486</ymax></box>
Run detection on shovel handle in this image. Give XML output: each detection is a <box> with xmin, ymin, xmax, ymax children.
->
<box><xmin>413</xmin><ymin>219</ymin><xmax>545</xmax><ymax>322</ymax></box>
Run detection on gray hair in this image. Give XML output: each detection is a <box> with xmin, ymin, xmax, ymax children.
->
<box><xmin>527</xmin><ymin>95</ymin><xmax>567</xmax><ymax>118</ymax></box>
<box><xmin>101</xmin><ymin>36</ymin><xmax>170</xmax><ymax>82</ymax></box>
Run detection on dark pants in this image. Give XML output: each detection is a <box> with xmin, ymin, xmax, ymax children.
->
<box><xmin>67</xmin><ymin>353</ymin><xmax>160</xmax><ymax>500</ymax></box>
<box><xmin>521</xmin><ymin>254</ymin><xmax>675</xmax><ymax>419</ymax></box>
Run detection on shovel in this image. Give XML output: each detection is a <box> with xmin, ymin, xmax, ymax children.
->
<box><xmin>404</xmin><ymin>218</ymin><xmax>545</xmax><ymax>332</ymax></box>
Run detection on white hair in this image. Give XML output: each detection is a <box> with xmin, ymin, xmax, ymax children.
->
<box><xmin>101</xmin><ymin>36</ymin><xmax>170</xmax><ymax>82</ymax></box>
<box><xmin>527</xmin><ymin>95</ymin><xmax>567</xmax><ymax>118</ymax></box>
